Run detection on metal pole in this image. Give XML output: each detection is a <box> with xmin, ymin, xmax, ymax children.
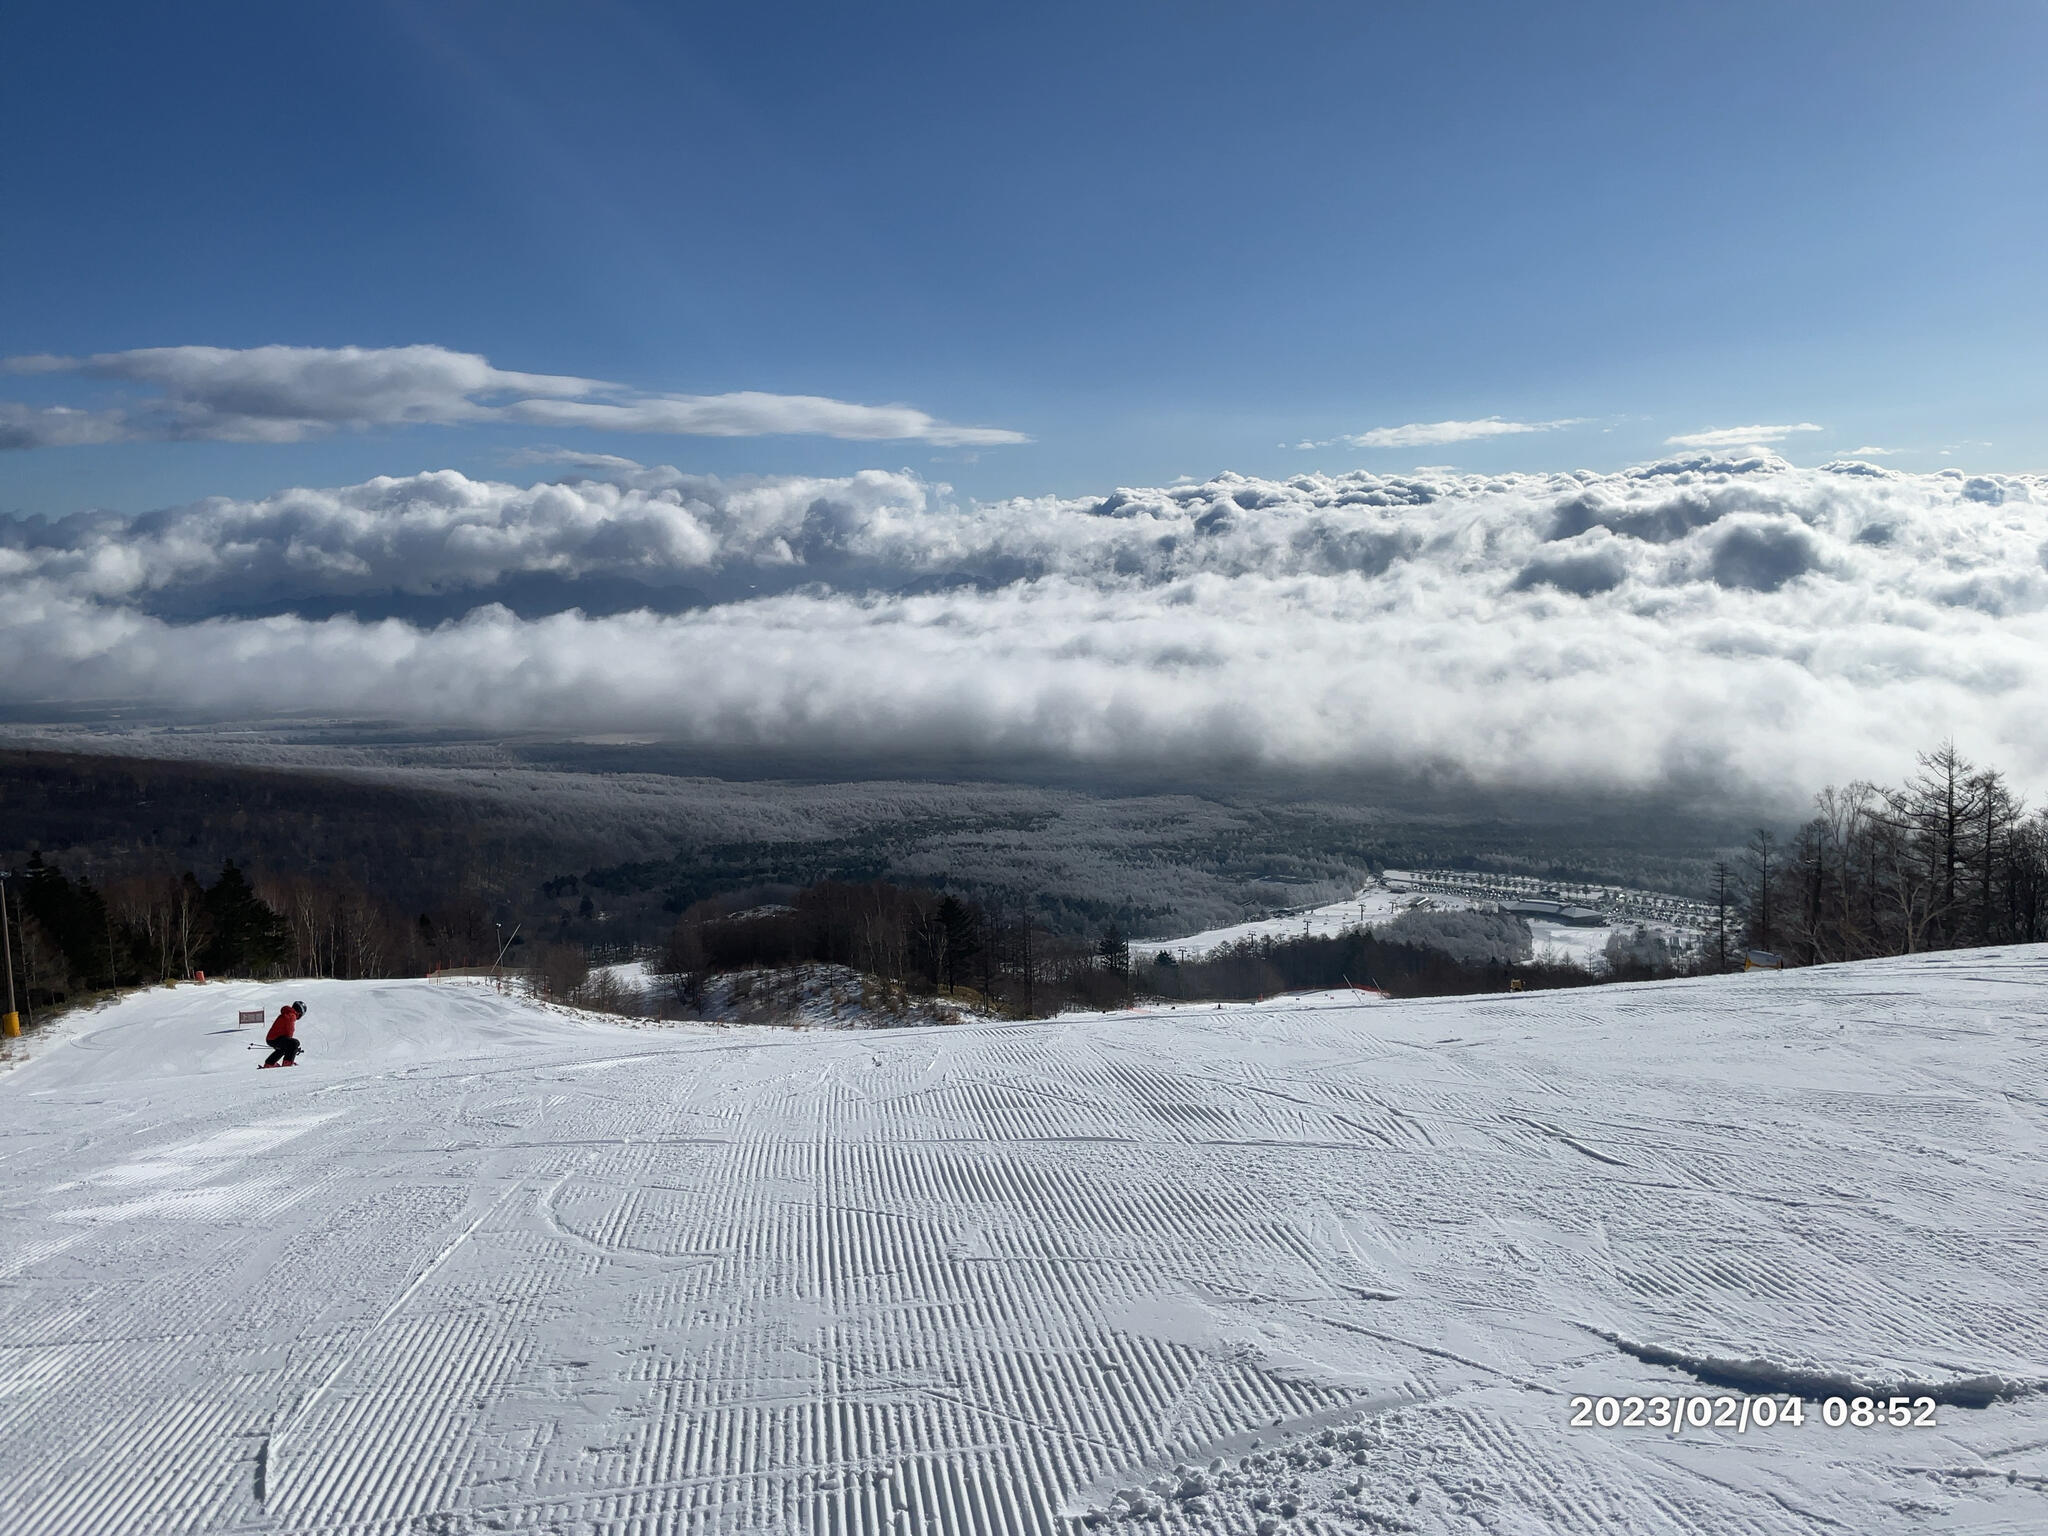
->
<box><xmin>493</xmin><ymin>922</ymin><xmax>520</xmax><ymax>994</ymax></box>
<box><xmin>1</xmin><ymin>875</ymin><xmax>17</xmax><ymax>1036</ymax></box>
<box><xmin>1</xmin><ymin>876</ymin><xmax>18</xmax><ymax>1037</ymax></box>
<box><xmin>15</xmin><ymin>884</ymin><xmax>29</xmax><ymax>1031</ymax></box>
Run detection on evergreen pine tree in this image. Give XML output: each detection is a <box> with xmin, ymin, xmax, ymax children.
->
<box><xmin>199</xmin><ymin>861</ymin><xmax>290</xmax><ymax>977</ymax></box>
<box><xmin>1096</xmin><ymin>923</ymin><xmax>1129</xmax><ymax>973</ymax></box>
<box><xmin>935</xmin><ymin>895</ymin><xmax>979</xmax><ymax>991</ymax></box>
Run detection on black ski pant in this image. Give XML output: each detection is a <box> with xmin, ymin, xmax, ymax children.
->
<box><xmin>262</xmin><ymin>1037</ymin><xmax>301</xmax><ymax>1066</ymax></box>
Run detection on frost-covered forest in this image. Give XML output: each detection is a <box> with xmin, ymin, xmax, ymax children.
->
<box><xmin>0</xmin><ymin>732</ymin><xmax>1751</xmax><ymax>968</ymax></box>
<box><xmin>8</xmin><ymin>735</ymin><xmax>2043</xmax><ymax>1023</ymax></box>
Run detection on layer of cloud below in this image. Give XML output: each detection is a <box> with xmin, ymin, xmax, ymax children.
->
<box><xmin>0</xmin><ymin>345</ymin><xmax>1028</xmax><ymax>448</ymax></box>
<box><xmin>5</xmin><ymin>453</ymin><xmax>2046</xmax><ymax>797</ymax></box>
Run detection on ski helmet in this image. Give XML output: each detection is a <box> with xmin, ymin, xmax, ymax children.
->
<box><xmin>292</xmin><ymin>1000</ymin><xmax>307</xmax><ymax>1013</ymax></box>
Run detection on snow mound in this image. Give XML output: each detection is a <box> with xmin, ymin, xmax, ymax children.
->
<box><xmin>1593</xmin><ymin>1330</ymin><xmax>2045</xmax><ymax>1410</ymax></box>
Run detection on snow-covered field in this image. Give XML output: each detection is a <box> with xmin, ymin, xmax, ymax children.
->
<box><xmin>1148</xmin><ymin>882</ymin><xmax>1429</xmax><ymax>956</ymax></box>
<box><xmin>1153</xmin><ymin>876</ymin><xmax>1689</xmax><ymax>972</ymax></box>
<box><xmin>589</xmin><ymin>959</ymin><xmax>658</xmax><ymax>991</ymax></box>
<box><xmin>1524</xmin><ymin>922</ymin><xmax>1616</xmax><ymax>969</ymax></box>
<box><xmin>3</xmin><ymin>955</ymin><xmax>2045</xmax><ymax>1533</ymax></box>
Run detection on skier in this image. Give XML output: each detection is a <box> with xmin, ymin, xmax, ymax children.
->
<box><xmin>259</xmin><ymin>1000</ymin><xmax>307</xmax><ymax>1068</ymax></box>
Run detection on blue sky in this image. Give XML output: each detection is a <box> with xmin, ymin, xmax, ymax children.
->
<box><xmin>3</xmin><ymin>0</ymin><xmax>2044</xmax><ymax>517</ymax></box>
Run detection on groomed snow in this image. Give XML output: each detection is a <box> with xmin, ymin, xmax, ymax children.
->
<box><xmin>3</xmin><ymin>956</ymin><xmax>2045</xmax><ymax>1532</ymax></box>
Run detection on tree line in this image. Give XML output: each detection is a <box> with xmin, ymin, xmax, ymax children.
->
<box><xmin>2</xmin><ymin>852</ymin><xmax>507</xmax><ymax>1015</ymax></box>
<box><xmin>653</xmin><ymin>882</ymin><xmax>1133</xmax><ymax>1018</ymax></box>
<box><xmin>2</xmin><ymin>857</ymin><xmax>1133</xmax><ymax>1023</ymax></box>
<box><xmin>642</xmin><ymin>880</ymin><xmax>1682</xmax><ymax>1017</ymax></box>
<box><xmin>1723</xmin><ymin>742</ymin><xmax>2048</xmax><ymax>968</ymax></box>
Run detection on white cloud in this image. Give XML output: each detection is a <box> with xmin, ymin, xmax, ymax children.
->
<box><xmin>0</xmin><ymin>466</ymin><xmax>950</xmax><ymax>603</ymax></box>
<box><xmin>1845</xmin><ymin>446</ymin><xmax>1898</xmax><ymax>457</ymax></box>
<box><xmin>1313</xmin><ymin>417</ymin><xmax>1582</xmax><ymax>450</ymax></box>
<box><xmin>6</xmin><ymin>452</ymin><xmax>2047</xmax><ymax>795</ymax></box>
<box><xmin>1664</xmin><ymin>423</ymin><xmax>1824</xmax><ymax>449</ymax></box>
<box><xmin>508</xmin><ymin>448</ymin><xmax>650</xmax><ymax>472</ymax></box>
<box><xmin>0</xmin><ymin>344</ymin><xmax>1027</xmax><ymax>448</ymax></box>
<box><xmin>0</xmin><ymin>403</ymin><xmax>131</xmax><ymax>450</ymax></box>
<box><xmin>506</xmin><ymin>391</ymin><xmax>1024</xmax><ymax>446</ymax></box>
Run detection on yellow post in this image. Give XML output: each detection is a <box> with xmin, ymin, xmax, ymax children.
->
<box><xmin>1</xmin><ymin>1013</ymin><xmax>17</xmax><ymax>1039</ymax></box>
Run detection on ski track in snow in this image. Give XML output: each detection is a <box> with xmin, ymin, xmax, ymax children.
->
<box><xmin>1</xmin><ymin>957</ymin><xmax>2045</xmax><ymax>1533</ymax></box>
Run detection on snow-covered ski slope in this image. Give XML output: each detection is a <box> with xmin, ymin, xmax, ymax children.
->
<box><xmin>3</xmin><ymin>956</ymin><xmax>2046</xmax><ymax>1534</ymax></box>
<box><xmin>1151</xmin><ymin>877</ymin><xmax>1686</xmax><ymax>971</ymax></box>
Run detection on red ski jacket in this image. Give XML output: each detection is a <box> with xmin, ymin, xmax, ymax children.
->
<box><xmin>266</xmin><ymin>1006</ymin><xmax>300</xmax><ymax>1043</ymax></box>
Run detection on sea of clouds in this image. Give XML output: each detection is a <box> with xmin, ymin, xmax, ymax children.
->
<box><xmin>5</xmin><ymin>452</ymin><xmax>2045</xmax><ymax>796</ymax></box>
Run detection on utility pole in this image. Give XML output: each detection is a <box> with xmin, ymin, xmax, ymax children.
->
<box><xmin>1</xmin><ymin>874</ymin><xmax>18</xmax><ymax>1038</ymax></box>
